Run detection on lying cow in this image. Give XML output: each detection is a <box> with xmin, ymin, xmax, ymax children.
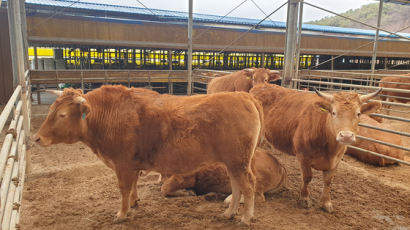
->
<box><xmin>379</xmin><ymin>74</ymin><xmax>410</xmax><ymax>114</ymax></box>
<box><xmin>34</xmin><ymin>85</ymin><xmax>263</xmax><ymax>225</ymax></box>
<box><xmin>250</xmin><ymin>84</ymin><xmax>381</xmax><ymax>213</ymax></box>
<box><xmin>161</xmin><ymin>148</ymin><xmax>287</xmax><ymax>202</ymax></box>
<box><xmin>207</xmin><ymin>68</ymin><xmax>280</xmax><ymax>94</ymax></box>
<box><xmin>346</xmin><ymin>113</ymin><xmax>405</xmax><ymax>166</ymax></box>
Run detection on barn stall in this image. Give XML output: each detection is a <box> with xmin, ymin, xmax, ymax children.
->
<box><xmin>0</xmin><ymin>0</ymin><xmax>409</xmax><ymax>229</ymax></box>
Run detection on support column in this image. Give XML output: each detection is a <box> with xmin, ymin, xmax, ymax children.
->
<box><xmin>168</xmin><ymin>50</ymin><xmax>173</xmax><ymax>95</ymax></box>
<box><xmin>8</xmin><ymin>0</ymin><xmax>30</xmax><ymax>140</ymax></box>
<box><xmin>370</xmin><ymin>0</ymin><xmax>383</xmax><ymax>83</ymax></box>
<box><xmin>187</xmin><ymin>0</ymin><xmax>193</xmax><ymax>95</ymax></box>
<box><xmin>34</xmin><ymin>46</ymin><xmax>38</xmax><ymax>69</ymax></box>
<box><xmin>261</xmin><ymin>53</ymin><xmax>265</xmax><ymax>68</ymax></box>
<box><xmin>283</xmin><ymin>0</ymin><xmax>301</xmax><ymax>88</ymax></box>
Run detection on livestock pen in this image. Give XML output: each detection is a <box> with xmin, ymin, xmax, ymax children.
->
<box><xmin>1</xmin><ymin>0</ymin><xmax>410</xmax><ymax>229</ymax></box>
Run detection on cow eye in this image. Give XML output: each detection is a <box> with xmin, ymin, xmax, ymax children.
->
<box><xmin>357</xmin><ymin>112</ymin><xmax>361</xmax><ymax>117</ymax></box>
<box><xmin>332</xmin><ymin>111</ymin><xmax>336</xmax><ymax>116</ymax></box>
<box><xmin>59</xmin><ymin>113</ymin><xmax>66</xmax><ymax>118</ymax></box>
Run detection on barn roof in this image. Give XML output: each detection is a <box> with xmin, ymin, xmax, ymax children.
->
<box><xmin>7</xmin><ymin>0</ymin><xmax>410</xmax><ymax>39</ymax></box>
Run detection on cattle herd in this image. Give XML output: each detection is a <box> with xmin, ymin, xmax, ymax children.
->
<box><xmin>32</xmin><ymin>68</ymin><xmax>408</xmax><ymax>226</ymax></box>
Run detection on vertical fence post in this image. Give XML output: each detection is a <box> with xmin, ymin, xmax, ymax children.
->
<box><xmin>187</xmin><ymin>0</ymin><xmax>193</xmax><ymax>95</ymax></box>
<box><xmin>283</xmin><ymin>0</ymin><xmax>300</xmax><ymax>88</ymax></box>
<box><xmin>8</xmin><ymin>0</ymin><xmax>30</xmax><ymax>143</ymax></box>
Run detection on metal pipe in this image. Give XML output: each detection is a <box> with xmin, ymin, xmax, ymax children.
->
<box><xmin>370</xmin><ymin>0</ymin><xmax>383</xmax><ymax>82</ymax></box>
<box><xmin>187</xmin><ymin>0</ymin><xmax>193</xmax><ymax>95</ymax></box>
<box><xmin>293</xmin><ymin>79</ymin><xmax>410</xmax><ymax>94</ymax></box>
<box><xmin>294</xmin><ymin>0</ymin><xmax>304</xmax><ymax>87</ymax></box>
<box><xmin>359</xmin><ymin>123</ymin><xmax>410</xmax><ymax>137</ymax></box>
<box><xmin>347</xmin><ymin>145</ymin><xmax>410</xmax><ymax>166</ymax></box>
<box><xmin>356</xmin><ymin>134</ymin><xmax>410</xmax><ymax>152</ymax></box>
<box><xmin>0</xmin><ymin>85</ymin><xmax>21</xmax><ymax>133</ymax></box>
<box><xmin>0</xmin><ymin>139</ymin><xmax>17</xmax><ymax>224</ymax></box>
<box><xmin>1</xmin><ymin>131</ymin><xmax>23</xmax><ymax>230</ymax></box>
<box><xmin>283</xmin><ymin>0</ymin><xmax>299</xmax><ymax>87</ymax></box>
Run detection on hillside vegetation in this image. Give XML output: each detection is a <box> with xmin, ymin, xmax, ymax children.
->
<box><xmin>309</xmin><ymin>3</ymin><xmax>410</xmax><ymax>33</ymax></box>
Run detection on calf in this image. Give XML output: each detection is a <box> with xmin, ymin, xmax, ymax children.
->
<box><xmin>250</xmin><ymin>84</ymin><xmax>381</xmax><ymax>212</ymax></box>
<box><xmin>161</xmin><ymin>148</ymin><xmax>287</xmax><ymax>202</ymax></box>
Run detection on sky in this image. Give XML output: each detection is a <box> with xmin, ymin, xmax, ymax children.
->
<box><xmin>82</xmin><ymin>0</ymin><xmax>377</xmax><ymax>22</ymax></box>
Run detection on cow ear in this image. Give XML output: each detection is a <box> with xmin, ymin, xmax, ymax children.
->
<box><xmin>79</xmin><ymin>103</ymin><xmax>91</xmax><ymax>118</ymax></box>
<box><xmin>268</xmin><ymin>72</ymin><xmax>281</xmax><ymax>82</ymax></box>
<box><xmin>243</xmin><ymin>68</ymin><xmax>254</xmax><ymax>78</ymax></box>
<box><xmin>314</xmin><ymin>101</ymin><xmax>332</xmax><ymax>113</ymax></box>
<box><xmin>361</xmin><ymin>101</ymin><xmax>382</xmax><ymax>114</ymax></box>
<box><xmin>74</xmin><ymin>96</ymin><xmax>91</xmax><ymax>119</ymax></box>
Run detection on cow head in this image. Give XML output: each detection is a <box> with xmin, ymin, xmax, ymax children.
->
<box><xmin>33</xmin><ymin>88</ymin><xmax>91</xmax><ymax>146</ymax></box>
<box><xmin>314</xmin><ymin>88</ymin><xmax>382</xmax><ymax>145</ymax></box>
<box><xmin>244</xmin><ymin>68</ymin><xmax>281</xmax><ymax>85</ymax></box>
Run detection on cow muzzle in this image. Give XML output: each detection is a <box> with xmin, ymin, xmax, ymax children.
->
<box><xmin>32</xmin><ymin>133</ymin><xmax>52</xmax><ymax>147</ymax></box>
<box><xmin>336</xmin><ymin>131</ymin><xmax>356</xmax><ymax>145</ymax></box>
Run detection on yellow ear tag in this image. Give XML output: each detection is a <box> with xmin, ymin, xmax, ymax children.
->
<box><xmin>320</xmin><ymin>107</ymin><xmax>328</xmax><ymax>112</ymax></box>
<box><xmin>247</xmin><ymin>76</ymin><xmax>251</xmax><ymax>80</ymax></box>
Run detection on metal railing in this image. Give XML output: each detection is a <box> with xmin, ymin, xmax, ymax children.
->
<box><xmin>0</xmin><ymin>71</ymin><xmax>31</xmax><ymax>230</ymax></box>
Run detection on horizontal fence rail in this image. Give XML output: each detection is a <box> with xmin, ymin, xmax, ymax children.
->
<box><xmin>0</xmin><ymin>75</ymin><xmax>30</xmax><ymax>230</ymax></box>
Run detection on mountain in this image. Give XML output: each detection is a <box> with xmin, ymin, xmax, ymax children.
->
<box><xmin>308</xmin><ymin>3</ymin><xmax>410</xmax><ymax>33</ymax></box>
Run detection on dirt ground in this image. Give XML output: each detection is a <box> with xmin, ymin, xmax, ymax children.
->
<box><xmin>19</xmin><ymin>105</ymin><xmax>410</xmax><ymax>230</ymax></box>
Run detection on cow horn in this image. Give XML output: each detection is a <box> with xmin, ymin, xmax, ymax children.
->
<box><xmin>269</xmin><ymin>70</ymin><xmax>280</xmax><ymax>73</ymax></box>
<box><xmin>244</xmin><ymin>68</ymin><xmax>254</xmax><ymax>73</ymax></box>
<box><xmin>314</xmin><ymin>88</ymin><xmax>334</xmax><ymax>102</ymax></box>
<box><xmin>73</xmin><ymin>96</ymin><xmax>86</xmax><ymax>104</ymax></box>
<box><xmin>45</xmin><ymin>90</ymin><xmax>63</xmax><ymax>97</ymax></box>
<box><xmin>360</xmin><ymin>88</ymin><xmax>382</xmax><ymax>103</ymax></box>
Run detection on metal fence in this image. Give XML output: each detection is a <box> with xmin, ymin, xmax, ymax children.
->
<box><xmin>0</xmin><ymin>71</ymin><xmax>31</xmax><ymax>230</ymax></box>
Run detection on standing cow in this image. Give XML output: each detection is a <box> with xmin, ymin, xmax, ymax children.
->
<box><xmin>33</xmin><ymin>85</ymin><xmax>263</xmax><ymax>225</ymax></box>
<box><xmin>379</xmin><ymin>74</ymin><xmax>410</xmax><ymax>114</ymax></box>
<box><xmin>207</xmin><ymin>68</ymin><xmax>280</xmax><ymax>94</ymax></box>
<box><xmin>250</xmin><ymin>84</ymin><xmax>381</xmax><ymax>212</ymax></box>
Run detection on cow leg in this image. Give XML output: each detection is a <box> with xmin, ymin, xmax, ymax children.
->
<box><xmin>320</xmin><ymin>168</ymin><xmax>337</xmax><ymax>213</ymax></box>
<box><xmin>223</xmin><ymin>172</ymin><xmax>241</xmax><ymax>219</ymax></box>
<box><xmin>130</xmin><ymin>171</ymin><xmax>140</xmax><ymax>208</ymax></box>
<box><xmin>114</xmin><ymin>168</ymin><xmax>134</xmax><ymax>222</ymax></box>
<box><xmin>298</xmin><ymin>161</ymin><xmax>312</xmax><ymax>208</ymax></box>
<box><xmin>225</xmin><ymin>170</ymin><xmax>255</xmax><ymax>225</ymax></box>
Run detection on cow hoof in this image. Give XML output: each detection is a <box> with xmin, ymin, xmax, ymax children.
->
<box><xmin>131</xmin><ymin>200</ymin><xmax>139</xmax><ymax>208</ymax></box>
<box><xmin>114</xmin><ymin>216</ymin><xmax>127</xmax><ymax>224</ymax></box>
<box><xmin>240</xmin><ymin>216</ymin><xmax>254</xmax><ymax>226</ymax></box>
<box><xmin>321</xmin><ymin>202</ymin><xmax>333</xmax><ymax>213</ymax></box>
<box><xmin>298</xmin><ymin>198</ymin><xmax>311</xmax><ymax>209</ymax></box>
<box><xmin>222</xmin><ymin>210</ymin><xmax>236</xmax><ymax>219</ymax></box>
<box><xmin>114</xmin><ymin>212</ymin><xmax>127</xmax><ymax>223</ymax></box>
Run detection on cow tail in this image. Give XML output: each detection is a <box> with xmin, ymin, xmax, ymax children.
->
<box><xmin>249</xmin><ymin>95</ymin><xmax>264</xmax><ymax>148</ymax></box>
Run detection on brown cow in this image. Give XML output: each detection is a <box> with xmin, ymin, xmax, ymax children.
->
<box><xmin>250</xmin><ymin>84</ymin><xmax>381</xmax><ymax>212</ymax></box>
<box><xmin>346</xmin><ymin>114</ymin><xmax>405</xmax><ymax>166</ymax></box>
<box><xmin>161</xmin><ymin>148</ymin><xmax>287</xmax><ymax>202</ymax></box>
<box><xmin>207</xmin><ymin>68</ymin><xmax>280</xmax><ymax>94</ymax></box>
<box><xmin>33</xmin><ymin>85</ymin><xmax>264</xmax><ymax>225</ymax></box>
<box><xmin>379</xmin><ymin>74</ymin><xmax>410</xmax><ymax>114</ymax></box>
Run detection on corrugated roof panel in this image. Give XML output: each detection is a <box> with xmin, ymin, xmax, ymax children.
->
<box><xmin>18</xmin><ymin>0</ymin><xmax>410</xmax><ymax>38</ymax></box>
